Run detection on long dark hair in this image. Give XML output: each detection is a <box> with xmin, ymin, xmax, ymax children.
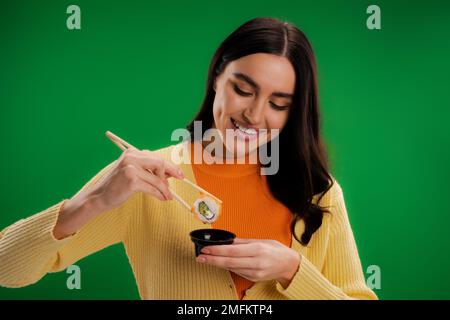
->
<box><xmin>187</xmin><ymin>17</ymin><xmax>333</xmax><ymax>246</ymax></box>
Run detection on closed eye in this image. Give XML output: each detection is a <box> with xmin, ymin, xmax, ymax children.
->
<box><xmin>232</xmin><ymin>84</ymin><xmax>253</xmax><ymax>97</ymax></box>
<box><xmin>233</xmin><ymin>82</ymin><xmax>289</xmax><ymax>111</ymax></box>
<box><xmin>270</xmin><ymin>102</ymin><xmax>290</xmax><ymax>111</ymax></box>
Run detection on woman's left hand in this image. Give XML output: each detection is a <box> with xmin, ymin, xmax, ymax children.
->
<box><xmin>196</xmin><ymin>238</ymin><xmax>301</xmax><ymax>288</ymax></box>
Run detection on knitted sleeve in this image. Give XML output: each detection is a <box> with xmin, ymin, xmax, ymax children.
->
<box><xmin>0</xmin><ymin>159</ymin><xmax>136</xmax><ymax>288</ymax></box>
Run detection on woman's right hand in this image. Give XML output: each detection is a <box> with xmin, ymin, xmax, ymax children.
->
<box><xmin>91</xmin><ymin>146</ymin><xmax>184</xmax><ymax>213</ymax></box>
<box><xmin>53</xmin><ymin>147</ymin><xmax>184</xmax><ymax>239</ymax></box>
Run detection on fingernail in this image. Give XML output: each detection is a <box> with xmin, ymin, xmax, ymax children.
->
<box><xmin>197</xmin><ymin>256</ymin><xmax>206</xmax><ymax>263</ymax></box>
<box><xmin>201</xmin><ymin>248</ymin><xmax>210</xmax><ymax>254</ymax></box>
<box><xmin>178</xmin><ymin>169</ymin><xmax>184</xmax><ymax>178</ymax></box>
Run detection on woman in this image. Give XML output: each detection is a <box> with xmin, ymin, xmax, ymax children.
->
<box><xmin>0</xmin><ymin>17</ymin><xmax>377</xmax><ymax>300</ymax></box>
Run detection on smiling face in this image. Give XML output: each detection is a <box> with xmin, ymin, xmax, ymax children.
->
<box><xmin>210</xmin><ymin>53</ymin><xmax>296</xmax><ymax>158</ymax></box>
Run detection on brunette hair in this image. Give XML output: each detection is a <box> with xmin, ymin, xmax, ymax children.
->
<box><xmin>187</xmin><ymin>17</ymin><xmax>333</xmax><ymax>245</ymax></box>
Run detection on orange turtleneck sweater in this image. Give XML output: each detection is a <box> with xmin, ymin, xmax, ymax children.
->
<box><xmin>189</xmin><ymin>141</ymin><xmax>294</xmax><ymax>299</ymax></box>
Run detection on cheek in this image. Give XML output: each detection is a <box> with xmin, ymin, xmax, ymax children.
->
<box><xmin>213</xmin><ymin>89</ymin><xmax>247</xmax><ymax>119</ymax></box>
<box><xmin>266</xmin><ymin>110</ymin><xmax>290</xmax><ymax>130</ymax></box>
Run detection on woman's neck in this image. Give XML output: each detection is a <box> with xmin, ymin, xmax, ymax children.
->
<box><xmin>199</xmin><ymin>139</ymin><xmax>260</xmax><ymax>165</ymax></box>
<box><xmin>189</xmin><ymin>141</ymin><xmax>260</xmax><ymax>177</ymax></box>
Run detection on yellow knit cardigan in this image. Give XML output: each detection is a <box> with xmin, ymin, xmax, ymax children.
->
<box><xmin>0</xmin><ymin>144</ymin><xmax>378</xmax><ymax>300</ymax></box>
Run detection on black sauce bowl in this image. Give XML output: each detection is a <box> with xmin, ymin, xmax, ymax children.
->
<box><xmin>189</xmin><ymin>229</ymin><xmax>236</xmax><ymax>257</ymax></box>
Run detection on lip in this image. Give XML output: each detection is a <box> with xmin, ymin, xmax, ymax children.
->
<box><xmin>230</xmin><ymin>118</ymin><xmax>260</xmax><ymax>131</ymax></box>
<box><xmin>229</xmin><ymin>118</ymin><xmax>260</xmax><ymax>141</ymax></box>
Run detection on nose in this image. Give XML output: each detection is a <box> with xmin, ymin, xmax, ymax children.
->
<box><xmin>243</xmin><ymin>99</ymin><xmax>265</xmax><ymax>125</ymax></box>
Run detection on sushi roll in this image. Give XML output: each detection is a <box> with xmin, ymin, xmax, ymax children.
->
<box><xmin>192</xmin><ymin>194</ymin><xmax>221</xmax><ymax>224</ymax></box>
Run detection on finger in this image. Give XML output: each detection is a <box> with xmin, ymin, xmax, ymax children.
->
<box><xmin>163</xmin><ymin>159</ymin><xmax>185</xmax><ymax>179</ymax></box>
<box><xmin>134</xmin><ymin>165</ymin><xmax>172</xmax><ymax>200</ymax></box>
<box><xmin>153</xmin><ymin>158</ymin><xmax>168</xmax><ymax>187</ymax></box>
<box><xmin>139</xmin><ymin>151</ymin><xmax>184</xmax><ymax>179</ymax></box>
<box><xmin>201</xmin><ymin>243</ymin><xmax>257</xmax><ymax>257</ymax></box>
<box><xmin>233</xmin><ymin>238</ymin><xmax>277</xmax><ymax>245</ymax></box>
<box><xmin>233</xmin><ymin>238</ymin><xmax>262</xmax><ymax>244</ymax></box>
<box><xmin>196</xmin><ymin>255</ymin><xmax>255</xmax><ymax>269</ymax></box>
<box><xmin>134</xmin><ymin>179</ymin><xmax>166</xmax><ymax>201</ymax></box>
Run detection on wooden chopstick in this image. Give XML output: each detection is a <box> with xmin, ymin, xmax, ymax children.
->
<box><xmin>181</xmin><ymin>178</ymin><xmax>222</xmax><ymax>203</ymax></box>
<box><xmin>107</xmin><ymin>133</ymin><xmax>133</xmax><ymax>150</ymax></box>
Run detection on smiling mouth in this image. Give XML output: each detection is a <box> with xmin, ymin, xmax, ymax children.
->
<box><xmin>230</xmin><ymin>118</ymin><xmax>258</xmax><ymax>136</ymax></box>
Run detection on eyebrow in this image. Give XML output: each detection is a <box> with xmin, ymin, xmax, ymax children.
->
<box><xmin>232</xmin><ymin>72</ymin><xmax>294</xmax><ymax>99</ymax></box>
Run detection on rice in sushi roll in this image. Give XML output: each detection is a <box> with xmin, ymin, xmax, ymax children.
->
<box><xmin>192</xmin><ymin>195</ymin><xmax>221</xmax><ymax>223</ymax></box>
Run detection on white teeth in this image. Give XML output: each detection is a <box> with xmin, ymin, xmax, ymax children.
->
<box><xmin>232</xmin><ymin>119</ymin><xmax>257</xmax><ymax>135</ymax></box>
<box><xmin>240</xmin><ymin>125</ymin><xmax>257</xmax><ymax>135</ymax></box>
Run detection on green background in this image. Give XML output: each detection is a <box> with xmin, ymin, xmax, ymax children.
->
<box><xmin>1</xmin><ymin>0</ymin><xmax>449</xmax><ymax>299</ymax></box>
